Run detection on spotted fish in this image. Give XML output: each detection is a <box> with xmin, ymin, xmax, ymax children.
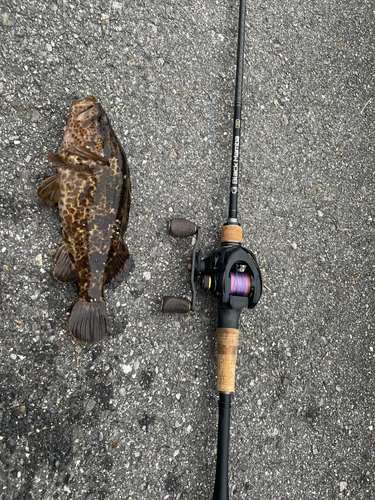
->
<box><xmin>37</xmin><ymin>96</ymin><xmax>131</xmax><ymax>344</ymax></box>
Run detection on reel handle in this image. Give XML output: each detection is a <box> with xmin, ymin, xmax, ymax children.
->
<box><xmin>162</xmin><ymin>296</ymin><xmax>191</xmax><ymax>314</ymax></box>
<box><xmin>169</xmin><ymin>218</ymin><xmax>197</xmax><ymax>237</ymax></box>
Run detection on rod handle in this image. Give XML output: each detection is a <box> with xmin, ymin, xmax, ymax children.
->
<box><xmin>169</xmin><ymin>218</ymin><xmax>197</xmax><ymax>237</ymax></box>
<box><xmin>221</xmin><ymin>225</ymin><xmax>242</xmax><ymax>244</ymax></box>
<box><xmin>162</xmin><ymin>296</ymin><xmax>191</xmax><ymax>314</ymax></box>
<box><xmin>216</xmin><ymin>328</ymin><xmax>239</xmax><ymax>393</ymax></box>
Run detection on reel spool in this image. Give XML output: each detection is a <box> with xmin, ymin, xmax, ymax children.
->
<box><xmin>229</xmin><ymin>271</ymin><xmax>250</xmax><ymax>296</ymax></box>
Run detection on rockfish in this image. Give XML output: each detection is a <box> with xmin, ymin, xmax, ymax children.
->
<box><xmin>37</xmin><ymin>96</ymin><xmax>131</xmax><ymax>344</ymax></box>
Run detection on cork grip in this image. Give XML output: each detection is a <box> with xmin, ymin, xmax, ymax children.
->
<box><xmin>221</xmin><ymin>225</ymin><xmax>243</xmax><ymax>243</ymax></box>
<box><xmin>216</xmin><ymin>328</ymin><xmax>239</xmax><ymax>392</ymax></box>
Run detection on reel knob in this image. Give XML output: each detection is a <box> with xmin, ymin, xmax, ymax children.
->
<box><xmin>169</xmin><ymin>218</ymin><xmax>197</xmax><ymax>237</ymax></box>
<box><xmin>162</xmin><ymin>296</ymin><xmax>191</xmax><ymax>314</ymax></box>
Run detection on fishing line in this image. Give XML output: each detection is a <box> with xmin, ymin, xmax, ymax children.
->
<box><xmin>230</xmin><ymin>271</ymin><xmax>250</xmax><ymax>296</ymax></box>
<box><xmin>210</xmin><ymin>41</ymin><xmax>228</xmax><ymax>221</ymax></box>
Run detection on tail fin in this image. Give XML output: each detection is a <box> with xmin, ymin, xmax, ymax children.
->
<box><xmin>69</xmin><ymin>299</ymin><xmax>107</xmax><ymax>344</ymax></box>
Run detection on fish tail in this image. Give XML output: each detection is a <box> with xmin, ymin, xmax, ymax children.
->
<box><xmin>69</xmin><ymin>298</ymin><xmax>107</xmax><ymax>344</ymax></box>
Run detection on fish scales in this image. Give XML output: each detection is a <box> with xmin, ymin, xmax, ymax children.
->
<box><xmin>37</xmin><ymin>96</ymin><xmax>131</xmax><ymax>344</ymax></box>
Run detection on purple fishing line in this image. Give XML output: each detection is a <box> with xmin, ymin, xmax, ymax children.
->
<box><xmin>230</xmin><ymin>272</ymin><xmax>250</xmax><ymax>296</ymax></box>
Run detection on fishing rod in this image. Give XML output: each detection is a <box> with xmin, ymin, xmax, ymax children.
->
<box><xmin>162</xmin><ymin>1</ymin><xmax>262</xmax><ymax>498</ymax></box>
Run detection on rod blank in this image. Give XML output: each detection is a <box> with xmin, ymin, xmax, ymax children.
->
<box><xmin>228</xmin><ymin>0</ymin><xmax>246</xmax><ymax>224</ymax></box>
<box><xmin>213</xmin><ymin>392</ymin><xmax>231</xmax><ymax>500</ymax></box>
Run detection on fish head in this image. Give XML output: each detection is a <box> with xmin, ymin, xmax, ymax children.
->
<box><xmin>62</xmin><ymin>96</ymin><xmax>117</xmax><ymax>164</ymax></box>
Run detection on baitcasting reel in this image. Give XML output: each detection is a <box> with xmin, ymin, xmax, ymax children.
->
<box><xmin>162</xmin><ymin>218</ymin><xmax>262</xmax><ymax>330</ymax></box>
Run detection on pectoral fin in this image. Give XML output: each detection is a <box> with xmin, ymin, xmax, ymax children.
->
<box><xmin>46</xmin><ymin>152</ymin><xmax>93</xmax><ymax>174</ymax></box>
<box><xmin>104</xmin><ymin>239</ymin><xmax>133</xmax><ymax>287</ymax></box>
<box><xmin>53</xmin><ymin>241</ymin><xmax>78</xmax><ymax>283</ymax></box>
<box><xmin>46</xmin><ymin>152</ymin><xmax>69</xmax><ymax>168</ymax></box>
<box><xmin>37</xmin><ymin>174</ymin><xmax>61</xmax><ymax>203</ymax></box>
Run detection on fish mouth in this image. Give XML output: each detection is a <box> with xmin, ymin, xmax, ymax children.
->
<box><xmin>77</xmin><ymin>105</ymin><xmax>96</xmax><ymax>121</ymax></box>
<box><xmin>71</xmin><ymin>97</ymin><xmax>99</xmax><ymax>120</ymax></box>
<box><xmin>78</xmin><ymin>103</ymin><xmax>95</xmax><ymax>114</ymax></box>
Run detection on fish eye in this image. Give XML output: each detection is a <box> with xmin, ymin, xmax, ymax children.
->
<box><xmin>98</xmin><ymin>115</ymin><xmax>105</xmax><ymax>124</ymax></box>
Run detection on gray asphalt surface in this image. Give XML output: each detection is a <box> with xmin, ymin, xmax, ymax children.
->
<box><xmin>0</xmin><ymin>0</ymin><xmax>374</xmax><ymax>499</ymax></box>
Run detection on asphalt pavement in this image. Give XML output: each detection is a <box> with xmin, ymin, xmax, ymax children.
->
<box><xmin>0</xmin><ymin>0</ymin><xmax>374</xmax><ymax>499</ymax></box>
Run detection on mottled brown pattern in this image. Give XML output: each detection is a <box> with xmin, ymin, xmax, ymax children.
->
<box><xmin>37</xmin><ymin>96</ymin><xmax>131</xmax><ymax>344</ymax></box>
